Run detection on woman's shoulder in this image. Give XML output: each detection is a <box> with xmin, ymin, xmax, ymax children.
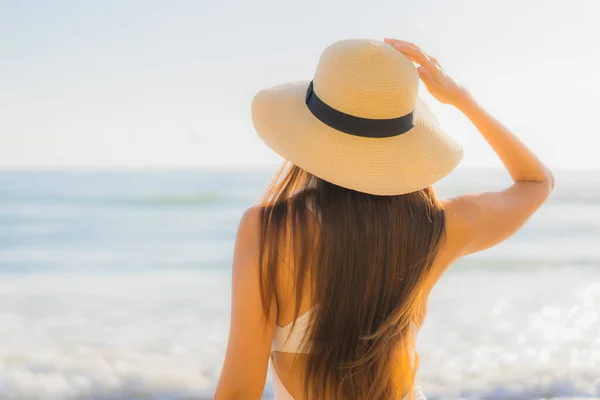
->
<box><xmin>234</xmin><ymin>206</ymin><xmax>262</xmax><ymax>252</ymax></box>
<box><xmin>238</xmin><ymin>205</ymin><xmax>262</xmax><ymax>231</ymax></box>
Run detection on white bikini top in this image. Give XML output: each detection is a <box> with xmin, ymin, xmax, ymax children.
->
<box><xmin>272</xmin><ymin>307</ymin><xmax>314</xmax><ymax>354</ymax></box>
<box><xmin>270</xmin><ymin>307</ymin><xmax>314</xmax><ymax>399</ymax></box>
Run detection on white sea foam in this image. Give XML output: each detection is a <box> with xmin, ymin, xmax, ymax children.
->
<box><xmin>418</xmin><ymin>264</ymin><xmax>600</xmax><ymax>398</ymax></box>
<box><xmin>0</xmin><ymin>272</ymin><xmax>229</xmax><ymax>399</ymax></box>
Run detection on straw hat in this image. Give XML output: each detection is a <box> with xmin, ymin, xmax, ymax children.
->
<box><xmin>251</xmin><ymin>39</ymin><xmax>463</xmax><ymax>196</ymax></box>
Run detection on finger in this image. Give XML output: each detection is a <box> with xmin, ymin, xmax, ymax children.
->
<box><xmin>384</xmin><ymin>38</ymin><xmax>416</xmax><ymax>48</ymax></box>
<box><xmin>384</xmin><ymin>38</ymin><xmax>444</xmax><ymax>82</ymax></box>
<box><xmin>417</xmin><ymin>66</ymin><xmax>435</xmax><ymax>86</ymax></box>
<box><xmin>388</xmin><ymin>39</ymin><xmax>416</xmax><ymax>48</ymax></box>
<box><xmin>391</xmin><ymin>43</ymin><xmax>436</xmax><ymax>69</ymax></box>
<box><xmin>389</xmin><ymin>43</ymin><xmax>443</xmax><ymax>82</ymax></box>
<box><xmin>417</xmin><ymin>66</ymin><xmax>443</xmax><ymax>96</ymax></box>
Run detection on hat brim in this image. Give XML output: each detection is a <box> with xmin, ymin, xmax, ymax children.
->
<box><xmin>251</xmin><ymin>80</ymin><xmax>463</xmax><ymax>196</ymax></box>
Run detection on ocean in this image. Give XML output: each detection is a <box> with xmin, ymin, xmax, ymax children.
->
<box><xmin>0</xmin><ymin>168</ymin><xmax>599</xmax><ymax>399</ymax></box>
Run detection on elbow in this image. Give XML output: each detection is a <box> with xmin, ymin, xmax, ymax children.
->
<box><xmin>544</xmin><ymin>167</ymin><xmax>555</xmax><ymax>193</ymax></box>
<box><xmin>515</xmin><ymin>166</ymin><xmax>555</xmax><ymax>193</ymax></box>
<box><xmin>521</xmin><ymin>168</ymin><xmax>555</xmax><ymax>198</ymax></box>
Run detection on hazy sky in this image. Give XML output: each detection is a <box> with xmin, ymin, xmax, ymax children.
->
<box><xmin>1</xmin><ymin>0</ymin><xmax>598</xmax><ymax>169</ymax></box>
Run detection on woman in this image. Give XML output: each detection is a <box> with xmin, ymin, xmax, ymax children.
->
<box><xmin>215</xmin><ymin>38</ymin><xmax>554</xmax><ymax>399</ymax></box>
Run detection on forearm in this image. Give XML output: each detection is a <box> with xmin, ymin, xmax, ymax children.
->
<box><xmin>455</xmin><ymin>93</ymin><xmax>554</xmax><ymax>188</ymax></box>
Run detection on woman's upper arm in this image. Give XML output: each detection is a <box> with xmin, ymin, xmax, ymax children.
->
<box><xmin>443</xmin><ymin>180</ymin><xmax>553</xmax><ymax>258</ymax></box>
<box><xmin>214</xmin><ymin>206</ymin><xmax>276</xmax><ymax>400</ymax></box>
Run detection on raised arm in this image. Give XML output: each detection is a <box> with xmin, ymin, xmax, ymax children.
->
<box><xmin>384</xmin><ymin>38</ymin><xmax>554</xmax><ymax>260</ymax></box>
<box><xmin>444</xmin><ymin>95</ymin><xmax>554</xmax><ymax>256</ymax></box>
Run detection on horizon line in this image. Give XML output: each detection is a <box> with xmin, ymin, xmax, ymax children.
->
<box><xmin>0</xmin><ymin>165</ymin><xmax>597</xmax><ymax>173</ymax></box>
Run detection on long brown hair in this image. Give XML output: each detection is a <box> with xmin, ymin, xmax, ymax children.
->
<box><xmin>258</xmin><ymin>162</ymin><xmax>446</xmax><ymax>399</ymax></box>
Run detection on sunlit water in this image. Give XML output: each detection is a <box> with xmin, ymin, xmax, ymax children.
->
<box><xmin>0</xmin><ymin>169</ymin><xmax>599</xmax><ymax>399</ymax></box>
